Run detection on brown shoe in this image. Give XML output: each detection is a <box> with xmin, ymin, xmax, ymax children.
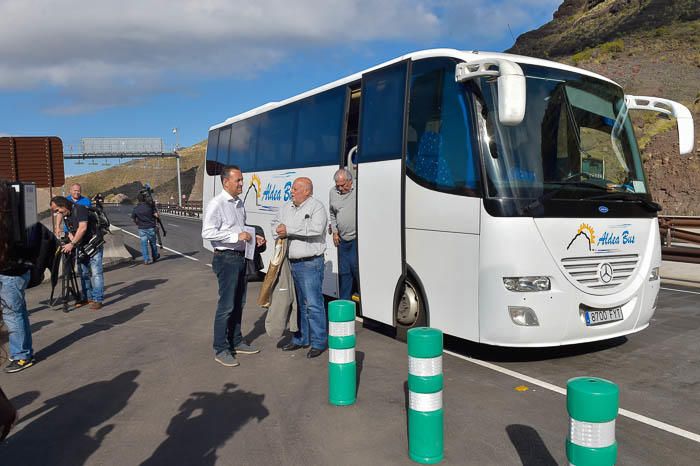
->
<box><xmin>89</xmin><ymin>302</ymin><xmax>103</xmax><ymax>310</ymax></box>
<box><xmin>74</xmin><ymin>300</ymin><xmax>89</xmax><ymax>308</ymax></box>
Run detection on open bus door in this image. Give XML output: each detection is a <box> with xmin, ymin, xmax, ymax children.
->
<box><xmin>355</xmin><ymin>60</ymin><xmax>409</xmax><ymax>329</ymax></box>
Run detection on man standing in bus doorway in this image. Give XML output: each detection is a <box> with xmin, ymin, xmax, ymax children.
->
<box><xmin>273</xmin><ymin>177</ymin><xmax>328</xmax><ymax>359</ymax></box>
<box><xmin>329</xmin><ymin>168</ymin><xmax>359</xmax><ymax>302</ymax></box>
<box><xmin>202</xmin><ymin>165</ymin><xmax>265</xmax><ymax>367</ymax></box>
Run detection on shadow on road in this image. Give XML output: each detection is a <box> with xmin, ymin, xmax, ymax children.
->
<box><xmin>506</xmin><ymin>424</ymin><xmax>557</xmax><ymax>466</ymax></box>
<box><xmin>35</xmin><ymin>303</ymin><xmax>148</xmax><ymax>361</ymax></box>
<box><xmin>29</xmin><ymin>320</ymin><xmax>53</xmax><ymax>334</ymax></box>
<box><xmin>9</xmin><ymin>390</ymin><xmax>40</xmax><ymax>412</ymax></box>
<box><xmin>103</xmin><ymin>280</ymin><xmax>167</xmax><ymax>307</ymax></box>
<box><xmin>356</xmin><ymin>350</ymin><xmax>365</xmax><ymax>398</ymax></box>
<box><xmin>243</xmin><ymin>311</ymin><xmax>267</xmax><ymax>346</ymax></box>
<box><xmin>140</xmin><ymin>383</ymin><xmax>269</xmax><ymax>466</ymax></box>
<box><xmin>1</xmin><ymin>371</ymin><xmax>139</xmax><ymax>466</ymax></box>
<box><xmin>444</xmin><ymin>334</ymin><xmax>627</xmax><ymax>363</ymax></box>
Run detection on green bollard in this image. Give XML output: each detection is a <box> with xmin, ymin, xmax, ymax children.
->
<box><xmin>566</xmin><ymin>377</ymin><xmax>619</xmax><ymax>466</ymax></box>
<box><xmin>407</xmin><ymin>327</ymin><xmax>444</xmax><ymax>464</ymax></box>
<box><xmin>328</xmin><ymin>300</ymin><xmax>356</xmax><ymax>406</ymax></box>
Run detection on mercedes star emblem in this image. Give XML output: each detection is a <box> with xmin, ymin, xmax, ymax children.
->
<box><xmin>599</xmin><ymin>262</ymin><xmax>614</xmax><ymax>284</ymax></box>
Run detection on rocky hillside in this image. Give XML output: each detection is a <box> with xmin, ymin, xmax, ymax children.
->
<box><xmin>508</xmin><ymin>0</ymin><xmax>700</xmax><ymax>214</ymax></box>
<box><xmin>64</xmin><ymin>141</ymin><xmax>206</xmax><ymax>204</ymax></box>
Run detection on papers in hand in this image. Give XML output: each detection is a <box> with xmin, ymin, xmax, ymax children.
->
<box><xmin>243</xmin><ymin>226</ymin><xmax>256</xmax><ymax>260</ymax></box>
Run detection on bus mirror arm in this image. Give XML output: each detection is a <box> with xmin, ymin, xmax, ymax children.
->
<box><xmin>456</xmin><ymin>59</ymin><xmax>526</xmax><ymax>126</ymax></box>
<box><xmin>625</xmin><ymin>95</ymin><xmax>695</xmax><ymax>156</ymax></box>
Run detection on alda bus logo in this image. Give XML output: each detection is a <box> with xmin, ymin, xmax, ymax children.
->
<box><xmin>244</xmin><ymin>172</ymin><xmax>296</xmax><ymax>212</ymax></box>
<box><xmin>567</xmin><ymin>223</ymin><xmax>636</xmax><ymax>253</ymax></box>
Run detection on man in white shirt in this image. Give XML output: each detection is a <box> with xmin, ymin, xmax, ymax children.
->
<box><xmin>272</xmin><ymin>177</ymin><xmax>328</xmax><ymax>358</ymax></box>
<box><xmin>202</xmin><ymin>165</ymin><xmax>265</xmax><ymax>367</ymax></box>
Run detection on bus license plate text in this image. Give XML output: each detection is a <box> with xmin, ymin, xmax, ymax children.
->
<box><xmin>585</xmin><ymin>307</ymin><xmax>623</xmax><ymax>326</ymax></box>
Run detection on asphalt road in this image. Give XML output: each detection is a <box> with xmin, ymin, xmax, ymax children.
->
<box><xmin>2</xmin><ymin>210</ymin><xmax>699</xmax><ymax>465</ymax></box>
<box><xmin>107</xmin><ymin>205</ymin><xmax>213</xmax><ymax>265</ymax></box>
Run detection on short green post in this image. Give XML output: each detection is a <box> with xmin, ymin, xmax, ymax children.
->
<box><xmin>328</xmin><ymin>300</ymin><xmax>356</xmax><ymax>406</ymax></box>
<box><xmin>407</xmin><ymin>327</ymin><xmax>444</xmax><ymax>464</ymax></box>
<box><xmin>566</xmin><ymin>377</ymin><xmax>619</xmax><ymax>466</ymax></box>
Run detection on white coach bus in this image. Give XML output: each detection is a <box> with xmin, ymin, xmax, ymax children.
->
<box><xmin>203</xmin><ymin>49</ymin><xmax>694</xmax><ymax>346</ymax></box>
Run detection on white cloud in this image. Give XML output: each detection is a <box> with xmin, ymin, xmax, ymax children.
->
<box><xmin>0</xmin><ymin>0</ymin><xmax>557</xmax><ymax>113</ymax></box>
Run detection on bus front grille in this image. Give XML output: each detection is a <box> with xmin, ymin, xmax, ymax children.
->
<box><xmin>561</xmin><ymin>254</ymin><xmax>639</xmax><ymax>291</ymax></box>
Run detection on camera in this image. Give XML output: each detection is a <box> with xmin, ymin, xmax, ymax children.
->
<box><xmin>92</xmin><ymin>193</ymin><xmax>104</xmax><ymax>209</ymax></box>
<box><xmin>138</xmin><ymin>185</ymin><xmax>157</xmax><ymax>209</ymax></box>
<box><xmin>4</xmin><ymin>182</ymin><xmax>38</xmax><ymax>250</ymax></box>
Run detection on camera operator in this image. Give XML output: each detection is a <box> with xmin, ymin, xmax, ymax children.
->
<box><xmin>132</xmin><ymin>191</ymin><xmax>161</xmax><ymax>265</ymax></box>
<box><xmin>53</xmin><ymin>183</ymin><xmax>91</xmax><ymax>238</ymax></box>
<box><xmin>139</xmin><ymin>184</ymin><xmax>166</xmax><ymax>248</ymax></box>
<box><xmin>50</xmin><ymin>196</ymin><xmax>105</xmax><ymax>310</ymax></box>
<box><xmin>0</xmin><ymin>181</ymin><xmax>35</xmax><ymax>373</ymax></box>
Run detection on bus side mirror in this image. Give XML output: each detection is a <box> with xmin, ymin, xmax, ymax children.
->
<box><xmin>625</xmin><ymin>95</ymin><xmax>695</xmax><ymax>155</ymax></box>
<box><xmin>456</xmin><ymin>59</ymin><xmax>526</xmax><ymax>126</ymax></box>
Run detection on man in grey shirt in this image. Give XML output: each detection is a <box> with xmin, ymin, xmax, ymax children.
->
<box><xmin>329</xmin><ymin>168</ymin><xmax>359</xmax><ymax>301</ymax></box>
<box><xmin>272</xmin><ymin>177</ymin><xmax>328</xmax><ymax>358</ymax></box>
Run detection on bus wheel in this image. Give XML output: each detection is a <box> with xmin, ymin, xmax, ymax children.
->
<box><xmin>395</xmin><ymin>277</ymin><xmax>426</xmax><ymax>342</ymax></box>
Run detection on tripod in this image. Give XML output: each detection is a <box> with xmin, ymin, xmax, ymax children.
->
<box><xmin>50</xmin><ymin>249</ymin><xmax>83</xmax><ymax>312</ymax></box>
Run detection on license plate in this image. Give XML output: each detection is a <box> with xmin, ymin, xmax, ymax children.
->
<box><xmin>585</xmin><ymin>307</ymin><xmax>623</xmax><ymax>326</ymax></box>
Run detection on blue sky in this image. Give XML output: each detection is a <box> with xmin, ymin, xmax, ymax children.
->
<box><xmin>0</xmin><ymin>0</ymin><xmax>561</xmax><ymax>176</ymax></box>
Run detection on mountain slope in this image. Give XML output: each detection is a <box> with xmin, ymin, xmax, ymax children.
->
<box><xmin>508</xmin><ymin>0</ymin><xmax>700</xmax><ymax>215</ymax></box>
<box><xmin>66</xmin><ymin>140</ymin><xmax>206</xmax><ymax>203</ymax></box>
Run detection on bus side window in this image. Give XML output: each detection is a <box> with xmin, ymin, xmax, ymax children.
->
<box><xmin>406</xmin><ymin>58</ymin><xmax>480</xmax><ymax>196</ymax></box>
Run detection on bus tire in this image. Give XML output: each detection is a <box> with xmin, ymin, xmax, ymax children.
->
<box><xmin>395</xmin><ymin>274</ymin><xmax>427</xmax><ymax>342</ymax></box>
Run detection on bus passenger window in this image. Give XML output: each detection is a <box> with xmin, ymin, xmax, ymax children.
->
<box><xmin>406</xmin><ymin>58</ymin><xmax>480</xmax><ymax>196</ymax></box>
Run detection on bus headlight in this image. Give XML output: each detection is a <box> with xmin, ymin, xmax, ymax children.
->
<box><xmin>508</xmin><ymin>306</ymin><xmax>540</xmax><ymax>326</ymax></box>
<box><xmin>503</xmin><ymin>276</ymin><xmax>551</xmax><ymax>292</ymax></box>
<box><xmin>649</xmin><ymin>267</ymin><xmax>660</xmax><ymax>281</ymax></box>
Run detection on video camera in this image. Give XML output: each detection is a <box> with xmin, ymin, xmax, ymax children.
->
<box><xmin>1</xmin><ymin>181</ymin><xmax>57</xmax><ymax>290</ymax></box>
<box><xmin>139</xmin><ymin>184</ymin><xmax>155</xmax><ymax>205</ymax></box>
<box><xmin>92</xmin><ymin>193</ymin><xmax>104</xmax><ymax>209</ymax></box>
<box><xmin>3</xmin><ymin>181</ymin><xmax>38</xmax><ymax>253</ymax></box>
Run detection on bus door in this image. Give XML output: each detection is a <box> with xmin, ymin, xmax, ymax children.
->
<box><xmin>355</xmin><ymin>61</ymin><xmax>409</xmax><ymax>326</ymax></box>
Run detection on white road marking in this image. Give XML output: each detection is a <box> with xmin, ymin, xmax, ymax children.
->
<box><xmin>661</xmin><ymin>286</ymin><xmax>700</xmax><ymax>295</ymax></box>
<box><xmin>115</xmin><ymin>227</ymin><xmax>201</xmax><ymax>262</ymax></box>
<box><xmin>166</xmin><ymin>223</ymin><xmax>180</xmax><ymax>227</ymax></box>
<box><xmin>442</xmin><ymin>349</ymin><xmax>700</xmax><ymax>444</ymax></box>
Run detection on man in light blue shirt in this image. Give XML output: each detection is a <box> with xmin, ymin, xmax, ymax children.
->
<box><xmin>272</xmin><ymin>177</ymin><xmax>328</xmax><ymax>358</ymax></box>
<box><xmin>202</xmin><ymin>165</ymin><xmax>265</xmax><ymax>367</ymax></box>
<box><xmin>54</xmin><ymin>183</ymin><xmax>92</xmax><ymax>237</ymax></box>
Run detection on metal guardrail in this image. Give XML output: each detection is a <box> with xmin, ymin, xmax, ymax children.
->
<box><xmin>156</xmin><ymin>201</ymin><xmax>202</xmax><ymax>218</ymax></box>
<box><xmin>659</xmin><ymin>216</ymin><xmax>700</xmax><ymax>264</ymax></box>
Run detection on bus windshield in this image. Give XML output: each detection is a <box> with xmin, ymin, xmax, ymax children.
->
<box><xmin>473</xmin><ymin>64</ymin><xmax>649</xmax><ymax>206</ymax></box>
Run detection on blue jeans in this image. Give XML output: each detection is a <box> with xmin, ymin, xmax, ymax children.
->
<box><xmin>290</xmin><ymin>255</ymin><xmax>327</xmax><ymax>349</ymax></box>
<box><xmin>79</xmin><ymin>246</ymin><xmax>104</xmax><ymax>303</ymax></box>
<box><xmin>338</xmin><ymin>238</ymin><xmax>359</xmax><ymax>301</ymax></box>
<box><xmin>211</xmin><ymin>251</ymin><xmax>247</xmax><ymax>354</ymax></box>
<box><xmin>1</xmin><ymin>271</ymin><xmax>33</xmax><ymax>360</ymax></box>
<box><xmin>138</xmin><ymin>228</ymin><xmax>160</xmax><ymax>263</ymax></box>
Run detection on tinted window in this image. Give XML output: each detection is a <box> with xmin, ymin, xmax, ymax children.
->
<box><xmin>230</xmin><ymin>118</ymin><xmax>259</xmax><ymax>171</ymax></box>
<box><xmin>294</xmin><ymin>87</ymin><xmax>346</xmax><ymax>167</ymax></box>
<box><xmin>217</xmin><ymin>126</ymin><xmax>231</xmax><ymax>165</ymax></box>
<box><xmin>406</xmin><ymin>58</ymin><xmax>480</xmax><ymax>195</ymax></box>
<box><xmin>206</xmin><ymin>129</ymin><xmax>221</xmax><ymax>176</ymax></box>
<box><xmin>257</xmin><ymin>105</ymin><xmax>297</xmax><ymax>170</ymax></box>
<box><xmin>359</xmin><ymin>61</ymin><xmax>407</xmax><ymax>162</ymax></box>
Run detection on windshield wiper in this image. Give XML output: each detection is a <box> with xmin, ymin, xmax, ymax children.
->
<box><xmin>519</xmin><ymin>180</ymin><xmax>611</xmax><ymax>215</ymax></box>
<box><xmin>588</xmin><ymin>192</ymin><xmax>662</xmax><ymax>212</ymax></box>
